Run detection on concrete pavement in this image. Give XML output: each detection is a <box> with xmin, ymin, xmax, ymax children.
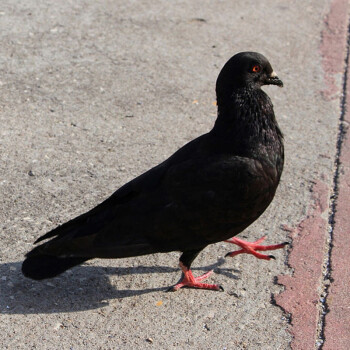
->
<box><xmin>0</xmin><ymin>0</ymin><xmax>349</xmax><ymax>349</ymax></box>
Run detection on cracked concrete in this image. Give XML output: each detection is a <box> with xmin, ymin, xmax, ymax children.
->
<box><xmin>0</xmin><ymin>0</ymin><xmax>349</xmax><ymax>349</ymax></box>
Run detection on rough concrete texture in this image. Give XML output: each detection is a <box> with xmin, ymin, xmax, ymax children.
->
<box><xmin>322</xmin><ymin>2</ymin><xmax>350</xmax><ymax>346</ymax></box>
<box><xmin>0</xmin><ymin>0</ymin><xmax>348</xmax><ymax>349</ymax></box>
<box><xmin>323</xmin><ymin>62</ymin><xmax>350</xmax><ymax>349</ymax></box>
<box><xmin>275</xmin><ymin>181</ymin><xmax>330</xmax><ymax>350</ymax></box>
<box><xmin>274</xmin><ymin>0</ymin><xmax>350</xmax><ymax>348</ymax></box>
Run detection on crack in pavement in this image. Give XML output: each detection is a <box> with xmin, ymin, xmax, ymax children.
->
<box><xmin>316</xmin><ymin>16</ymin><xmax>350</xmax><ymax>350</ymax></box>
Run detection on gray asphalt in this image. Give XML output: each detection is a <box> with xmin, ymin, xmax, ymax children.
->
<box><xmin>0</xmin><ymin>1</ymin><xmax>339</xmax><ymax>349</ymax></box>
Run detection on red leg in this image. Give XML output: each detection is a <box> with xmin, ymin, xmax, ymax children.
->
<box><xmin>225</xmin><ymin>236</ymin><xmax>288</xmax><ymax>260</ymax></box>
<box><xmin>170</xmin><ymin>262</ymin><xmax>223</xmax><ymax>291</ymax></box>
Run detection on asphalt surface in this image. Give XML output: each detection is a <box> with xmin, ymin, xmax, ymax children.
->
<box><xmin>0</xmin><ymin>0</ymin><xmax>349</xmax><ymax>349</ymax></box>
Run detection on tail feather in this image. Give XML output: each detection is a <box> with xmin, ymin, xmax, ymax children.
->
<box><xmin>22</xmin><ymin>255</ymin><xmax>89</xmax><ymax>280</ymax></box>
<box><xmin>34</xmin><ymin>188</ymin><xmax>128</xmax><ymax>244</ymax></box>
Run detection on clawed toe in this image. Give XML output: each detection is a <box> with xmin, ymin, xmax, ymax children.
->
<box><xmin>169</xmin><ymin>263</ymin><xmax>223</xmax><ymax>292</ymax></box>
<box><xmin>225</xmin><ymin>236</ymin><xmax>287</xmax><ymax>260</ymax></box>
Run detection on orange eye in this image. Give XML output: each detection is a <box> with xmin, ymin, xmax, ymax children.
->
<box><xmin>252</xmin><ymin>65</ymin><xmax>261</xmax><ymax>73</ymax></box>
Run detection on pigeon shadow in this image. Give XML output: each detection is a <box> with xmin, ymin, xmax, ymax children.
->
<box><xmin>0</xmin><ymin>258</ymin><xmax>240</xmax><ymax>315</ymax></box>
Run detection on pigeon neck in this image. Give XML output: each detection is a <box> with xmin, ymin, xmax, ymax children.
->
<box><xmin>212</xmin><ymin>87</ymin><xmax>283</xmax><ymax>153</ymax></box>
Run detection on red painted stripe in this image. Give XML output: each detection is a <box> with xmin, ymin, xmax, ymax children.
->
<box><xmin>323</xmin><ymin>22</ymin><xmax>350</xmax><ymax>350</ymax></box>
<box><xmin>321</xmin><ymin>0</ymin><xmax>349</xmax><ymax>100</ymax></box>
<box><xmin>275</xmin><ymin>0</ymin><xmax>350</xmax><ymax>348</ymax></box>
<box><xmin>274</xmin><ymin>181</ymin><xmax>329</xmax><ymax>350</ymax></box>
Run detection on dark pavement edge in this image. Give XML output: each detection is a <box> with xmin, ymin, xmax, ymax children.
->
<box><xmin>274</xmin><ymin>0</ymin><xmax>350</xmax><ymax>349</ymax></box>
<box><xmin>323</xmin><ymin>8</ymin><xmax>350</xmax><ymax>350</ymax></box>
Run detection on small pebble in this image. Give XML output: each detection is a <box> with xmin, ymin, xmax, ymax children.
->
<box><xmin>54</xmin><ymin>322</ymin><xmax>64</xmax><ymax>330</ymax></box>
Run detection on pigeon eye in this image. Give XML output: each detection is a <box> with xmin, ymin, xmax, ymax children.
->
<box><xmin>252</xmin><ymin>65</ymin><xmax>261</xmax><ymax>73</ymax></box>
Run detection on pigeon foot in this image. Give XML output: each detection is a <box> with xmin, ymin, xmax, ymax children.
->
<box><xmin>169</xmin><ymin>262</ymin><xmax>223</xmax><ymax>291</ymax></box>
<box><xmin>225</xmin><ymin>236</ymin><xmax>288</xmax><ymax>260</ymax></box>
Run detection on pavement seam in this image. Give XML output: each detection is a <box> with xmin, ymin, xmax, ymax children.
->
<box><xmin>316</xmin><ymin>15</ymin><xmax>350</xmax><ymax>350</ymax></box>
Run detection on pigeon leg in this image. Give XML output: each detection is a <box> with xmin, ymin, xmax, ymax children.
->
<box><xmin>225</xmin><ymin>236</ymin><xmax>288</xmax><ymax>260</ymax></box>
<box><xmin>170</xmin><ymin>250</ymin><xmax>223</xmax><ymax>291</ymax></box>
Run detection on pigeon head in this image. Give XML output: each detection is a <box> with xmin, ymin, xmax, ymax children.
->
<box><xmin>216</xmin><ymin>52</ymin><xmax>283</xmax><ymax>103</ymax></box>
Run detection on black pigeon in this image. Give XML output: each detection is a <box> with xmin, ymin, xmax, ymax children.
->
<box><xmin>22</xmin><ymin>52</ymin><xmax>286</xmax><ymax>291</ymax></box>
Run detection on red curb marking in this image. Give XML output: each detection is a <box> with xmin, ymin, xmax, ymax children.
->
<box><xmin>274</xmin><ymin>0</ymin><xmax>350</xmax><ymax>348</ymax></box>
<box><xmin>274</xmin><ymin>181</ymin><xmax>330</xmax><ymax>350</ymax></box>
<box><xmin>320</xmin><ymin>0</ymin><xmax>350</xmax><ymax>348</ymax></box>
<box><xmin>320</xmin><ymin>0</ymin><xmax>349</xmax><ymax>100</ymax></box>
<box><xmin>323</xmin><ymin>31</ymin><xmax>350</xmax><ymax>350</ymax></box>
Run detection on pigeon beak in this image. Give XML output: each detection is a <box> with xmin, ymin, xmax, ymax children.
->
<box><xmin>265</xmin><ymin>71</ymin><xmax>283</xmax><ymax>87</ymax></box>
